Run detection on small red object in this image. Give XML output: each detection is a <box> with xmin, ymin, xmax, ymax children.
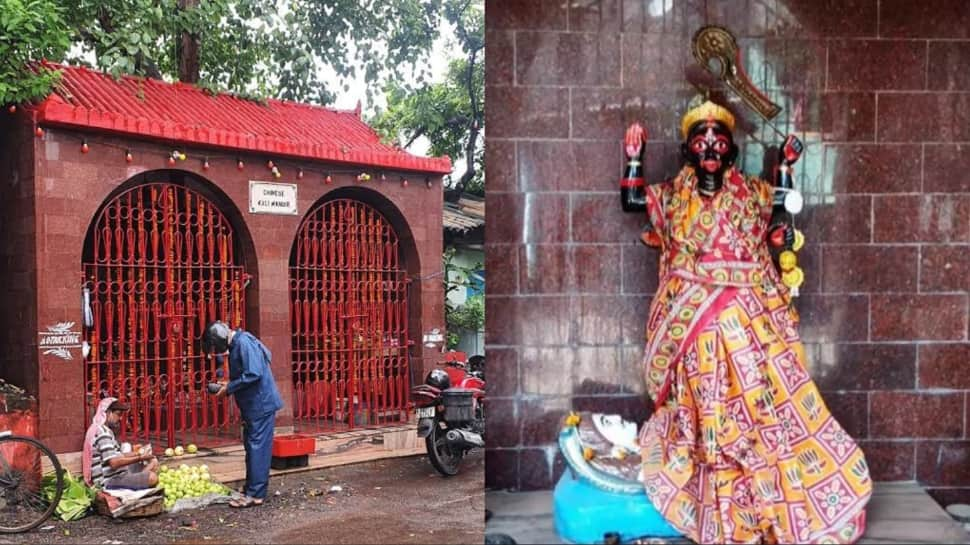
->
<box><xmin>272</xmin><ymin>434</ymin><xmax>315</xmax><ymax>458</ymax></box>
<box><xmin>402</xmin><ymin>179</ymin><xmax>409</xmax><ymax>187</ymax></box>
<box><xmin>769</xmin><ymin>225</ymin><xmax>786</xmax><ymax>247</ymax></box>
<box><xmin>237</xmin><ymin>160</ymin><xmax>245</xmax><ymax>170</ymax></box>
<box><xmin>325</xmin><ymin>174</ymin><xmax>332</xmax><ymax>184</ymax></box>
<box><xmin>620</xmin><ymin>177</ymin><xmax>644</xmax><ymax>189</ymax></box>
<box><xmin>35</xmin><ymin>127</ymin><xmax>44</xmax><ymax>137</ymax></box>
<box><xmin>8</xmin><ymin>105</ymin><xmax>15</xmax><ymax>114</ymax></box>
<box><xmin>168</xmin><ymin>156</ymin><xmax>176</xmax><ymax>166</ymax></box>
<box><xmin>782</xmin><ymin>134</ymin><xmax>803</xmax><ymax>164</ymax></box>
<box><xmin>203</xmin><ymin>158</ymin><xmax>210</xmax><ymax>170</ymax></box>
<box><xmin>81</xmin><ymin>141</ymin><xmax>89</xmax><ymax>153</ymax></box>
<box><xmin>125</xmin><ymin>150</ymin><xmax>133</xmax><ymax>163</ymax></box>
<box><xmin>444</xmin><ymin>351</ymin><xmax>467</xmax><ymax>363</ymax></box>
<box><xmin>267</xmin><ymin>160</ymin><xmax>274</xmax><ymax>169</ymax></box>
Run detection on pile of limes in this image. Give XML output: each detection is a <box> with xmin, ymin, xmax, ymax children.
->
<box><xmin>158</xmin><ymin>464</ymin><xmax>230</xmax><ymax>509</ymax></box>
<box><xmin>163</xmin><ymin>443</ymin><xmax>198</xmax><ymax>457</ymax></box>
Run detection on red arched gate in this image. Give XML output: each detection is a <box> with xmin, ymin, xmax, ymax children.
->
<box><xmin>83</xmin><ymin>183</ymin><xmax>248</xmax><ymax>448</ymax></box>
<box><xmin>290</xmin><ymin>199</ymin><xmax>410</xmax><ymax>432</ymax></box>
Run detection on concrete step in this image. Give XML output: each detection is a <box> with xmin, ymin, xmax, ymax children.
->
<box><xmin>48</xmin><ymin>423</ymin><xmax>425</xmax><ymax>486</ymax></box>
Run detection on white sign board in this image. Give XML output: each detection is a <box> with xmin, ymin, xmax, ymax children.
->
<box><xmin>39</xmin><ymin>321</ymin><xmax>82</xmax><ymax>360</ymax></box>
<box><xmin>423</xmin><ymin>328</ymin><xmax>445</xmax><ymax>348</ymax></box>
<box><xmin>249</xmin><ymin>181</ymin><xmax>298</xmax><ymax>215</ymax></box>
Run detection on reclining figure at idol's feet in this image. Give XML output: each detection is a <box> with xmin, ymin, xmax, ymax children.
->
<box><xmin>555</xmin><ymin>412</ymin><xmax>683</xmax><ymax>544</ymax></box>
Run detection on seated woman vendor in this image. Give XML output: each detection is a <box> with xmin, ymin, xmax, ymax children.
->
<box><xmin>83</xmin><ymin>397</ymin><xmax>160</xmax><ymax>490</ymax></box>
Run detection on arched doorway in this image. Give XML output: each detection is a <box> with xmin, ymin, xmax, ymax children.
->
<box><xmin>82</xmin><ymin>177</ymin><xmax>252</xmax><ymax>448</ymax></box>
<box><xmin>290</xmin><ymin>198</ymin><xmax>410</xmax><ymax>431</ymax></box>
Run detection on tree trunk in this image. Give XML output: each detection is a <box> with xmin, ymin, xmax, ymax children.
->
<box><xmin>456</xmin><ymin>48</ymin><xmax>481</xmax><ymax>194</ymax></box>
<box><xmin>177</xmin><ymin>0</ymin><xmax>201</xmax><ymax>83</ymax></box>
<box><xmin>457</xmin><ymin>122</ymin><xmax>479</xmax><ymax>192</ymax></box>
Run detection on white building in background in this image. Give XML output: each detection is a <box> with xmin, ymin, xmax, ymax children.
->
<box><xmin>443</xmin><ymin>193</ymin><xmax>485</xmax><ymax>357</ymax></box>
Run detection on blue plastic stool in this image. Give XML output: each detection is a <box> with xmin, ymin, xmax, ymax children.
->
<box><xmin>553</xmin><ymin>471</ymin><xmax>681</xmax><ymax>544</ymax></box>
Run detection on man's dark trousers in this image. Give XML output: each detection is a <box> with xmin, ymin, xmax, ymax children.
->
<box><xmin>243</xmin><ymin>411</ymin><xmax>276</xmax><ymax>499</ymax></box>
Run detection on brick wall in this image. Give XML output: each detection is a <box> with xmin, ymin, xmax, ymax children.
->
<box><xmin>20</xmin><ymin>125</ymin><xmax>443</xmax><ymax>453</ymax></box>
<box><xmin>484</xmin><ymin>0</ymin><xmax>970</xmax><ymax>506</ymax></box>
<box><xmin>0</xmin><ymin>116</ymin><xmax>39</xmax><ymax>398</ymax></box>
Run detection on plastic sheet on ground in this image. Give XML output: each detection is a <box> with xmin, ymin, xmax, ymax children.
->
<box><xmin>169</xmin><ymin>489</ymin><xmax>246</xmax><ymax>514</ymax></box>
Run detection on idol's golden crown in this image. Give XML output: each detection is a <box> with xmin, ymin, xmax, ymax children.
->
<box><xmin>680</xmin><ymin>100</ymin><xmax>735</xmax><ymax>139</ymax></box>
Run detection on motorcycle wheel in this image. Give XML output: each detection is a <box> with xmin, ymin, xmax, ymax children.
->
<box><xmin>426</xmin><ymin>418</ymin><xmax>464</xmax><ymax>477</ymax></box>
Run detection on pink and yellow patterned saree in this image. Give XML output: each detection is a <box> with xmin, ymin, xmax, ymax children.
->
<box><xmin>638</xmin><ymin>165</ymin><xmax>871</xmax><ymax>544</ymax></box>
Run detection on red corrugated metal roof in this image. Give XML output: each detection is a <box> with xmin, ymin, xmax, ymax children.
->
<box><xmin>34</xmin><ymin>63</ymin><xmax>451</xmax><ymax>174</ymax></box>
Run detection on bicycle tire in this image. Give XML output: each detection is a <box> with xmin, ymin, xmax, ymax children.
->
<box><xmin>0</xmin><ymin>434</ymin><xmax>64</xmax><ymax>534</ymax></box>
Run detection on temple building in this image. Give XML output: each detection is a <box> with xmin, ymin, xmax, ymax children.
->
<box><xmin>0</xmin><ymin>63</ymin><xmax>450</xmax><ymax>454</ymax></box>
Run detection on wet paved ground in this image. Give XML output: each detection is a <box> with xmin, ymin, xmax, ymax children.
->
<box><xmin>8</xmin><ymin>451</ymin><xmax>484</xmax><ymax>545</ymax></box>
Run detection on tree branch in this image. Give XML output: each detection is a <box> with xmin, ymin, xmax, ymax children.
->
<box><xmin>97</xmin><ymin>11</ymin><xmax>114</xmax><ymax>35</ymax></box>
<box><xmin>451</xmin><ymin>0</ymin><xmax>474</xmax><ymax>44</ymax></box>
<box><xmin>403</xmin><ymin>126</ymin><xmax>427</xmax><ymax>149</ymax></box>
<box><xmin>136</xmin><ymin>52</ymin><xmax>163</xmax><ymax>79</ymax></box>
<box><xmin>456</xmin><ymin>45</ymin><xmax>480</xmax><ymax>194</ymax></box>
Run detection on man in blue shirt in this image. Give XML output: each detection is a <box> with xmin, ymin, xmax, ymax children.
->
<box><xmin>205</xmin><ymin>321</ymin><xmax>284</xmax><ymax>508</ymax></box>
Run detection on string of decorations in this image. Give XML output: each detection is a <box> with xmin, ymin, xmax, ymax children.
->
<box><xmin>34</xmin><ymin>127</ymin><xmax>438</xmax><ymax>189</ymax></box>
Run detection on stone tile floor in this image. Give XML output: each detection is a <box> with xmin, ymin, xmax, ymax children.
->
<box><xmin>486</xmin><ymin>482</ymin><xmax>970</xmax><ymax>544</ymax></box>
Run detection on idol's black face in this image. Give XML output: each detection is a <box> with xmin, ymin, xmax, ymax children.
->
<box><xmin>681</xmin><ymin>120</ymin><xmax>738</xmax><ymax>191</ymax></box>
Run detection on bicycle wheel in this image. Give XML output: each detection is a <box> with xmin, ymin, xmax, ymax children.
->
<box><xmin>0</xmin><ymin>433</ymin><xmax>63</xmax><ymax>533</ymax></box>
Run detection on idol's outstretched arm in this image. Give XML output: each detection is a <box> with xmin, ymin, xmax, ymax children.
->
<box><xmin>767</xmin><ymin>134</ymin><xmax>803</xmax><ymax>249</ymax></box>
<box><xmin>620</xmin><ymin>122</ymin><xmax>649</xmax><ymax>213</ymax></box>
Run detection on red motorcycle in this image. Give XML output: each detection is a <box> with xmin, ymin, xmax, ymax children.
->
<box><xmin>411</xmin><ymin>351</ymin><xmax>485</xmax><ymax>476</ymax></box>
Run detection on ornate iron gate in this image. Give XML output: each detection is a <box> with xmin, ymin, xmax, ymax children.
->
<box><xmin>82</xmin><ymin>183</ymin><xmax>248</xmax><ymax>448</ymax></box>
<box><xmin>290</xmin><ymin>199</ymin><xmax>410</xmax><ymax>432</ymax></box>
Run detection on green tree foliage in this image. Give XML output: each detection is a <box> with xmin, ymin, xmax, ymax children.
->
<box><xmin>6</xmin><ymin>0</ymin><xmax>446</xmax><ymax>105</ymax></box>
<box><xmin>443</xmin><ymin>246</ymin><xmax>484</xmax><ymax>349</ymax></box>
<box><xmin>371</xmin><ymin>0</ymin><xmax>483</xmax><ymax>195</ymax></box>
<box><xmin>446</xmin><ymin>294</ymin><xmax>483</xmax><ymax>349</ymax></box>
<box><xmin>0</xmin><ymin>0</ymin><xmax>71</xmax><ymax>105</ymax></box>
<box><xmin>65</xmin><ymin>0</ymin><xmax>444</xmax><ymax>104</ymax></box>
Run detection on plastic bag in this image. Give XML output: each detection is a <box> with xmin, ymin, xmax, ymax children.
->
<box><xmin>42</xmin><ymin>469</ymin><xmax>95</xmax><ymax>521</ymax></box>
